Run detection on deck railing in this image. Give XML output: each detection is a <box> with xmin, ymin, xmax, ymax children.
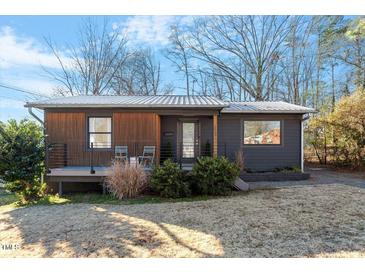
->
<box><xmin>46</xmin><ymin>140</ymin><xmax>232</xmax><ymax>174</ymax></box>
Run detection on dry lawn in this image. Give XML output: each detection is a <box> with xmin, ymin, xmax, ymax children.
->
<box><xmin>0</xmin><ymin>184</ymin><xmax>365</xmax><ymax>258</ymax></box>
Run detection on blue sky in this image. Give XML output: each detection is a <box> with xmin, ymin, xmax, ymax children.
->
<box><xmin>0</xmin><ymin>16</ymin><xmax>189</xmax><ymax>122</ymax></box>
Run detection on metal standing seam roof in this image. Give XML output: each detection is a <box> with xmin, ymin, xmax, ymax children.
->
<box><xmin>221</xmin><ymin>101</ymin><xmax>316</xmax><ymax>114</ymax></box>
<box><xmin>24</xmin><ymin>95</ymin><xmax>229</xmax><ymax>109</ymax></box>
<box><xmin>25</xmin><ymin>95</ymin><xmax>316</xmax><ymax>113</ymax></box>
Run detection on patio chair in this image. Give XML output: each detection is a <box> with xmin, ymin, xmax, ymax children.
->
<box><xmin>138</xmin><ymin>146</ymin><xmax>155</xmax><ymax>167</ymax></box>
<box><xmin>114</xmin><ymin>146</ymin><xmax>128</xmax><ymax>163</ymax></box>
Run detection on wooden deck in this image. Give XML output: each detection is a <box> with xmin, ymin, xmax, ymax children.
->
<box><xmin>48</xmin><ymin>166</ymin><xmax>112</xmax><ymax>177</ymax></box>
<box><xmin>48</xmin><ymin>164</ymin><xmax>194</xmax><ymax>177</ymax></box>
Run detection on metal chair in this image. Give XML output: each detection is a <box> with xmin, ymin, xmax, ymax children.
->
<box><xmin>114</xmin><ymin>146</ymin><xmax>128</xmax><ymax>163</ymax></box>
<box><xmin>138</xmin><ymin>146</ymin><xmax>155</xmax><ymax>167</ymax></box>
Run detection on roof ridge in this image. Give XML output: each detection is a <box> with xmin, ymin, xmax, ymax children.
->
<box><xmin>63</xmin><ymin>94</ymin><xmax>219</xmax><ymax>97</ymax></box>
<box><xmin>25</xmin><ymin>94</ymin><xmax>229</xmax><ymax>109</ymax></box>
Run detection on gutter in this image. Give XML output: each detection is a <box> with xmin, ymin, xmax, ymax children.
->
<box><xmin>27</xmin><ymin>107</ymin><xmax>44</xmax><ymax>126</ymax></box>
<box><xmin>301</xmin><ymin>113</ymin><xmax>312</xmax><ymax>121</ymax></box>
<box><xmin>300</xmin><ymin>113</ymin><xmax>313</xmax><ymax>173</ymax></box>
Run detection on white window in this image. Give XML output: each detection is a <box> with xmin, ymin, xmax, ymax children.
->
<box><xmin>88</xmin><ymin>117</ymin><xmax>112</xmax><ymax>148</ymax></box>
<box><xmin>243</xmin><ymin>121</ymin><xmax>281</xmax><ymax>145</ymax></box>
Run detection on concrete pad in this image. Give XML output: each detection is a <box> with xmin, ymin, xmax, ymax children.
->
<box><xmin>233</xmin><ymin>177</ymin><xmax>250</xmax><ymax>191</ymax></box>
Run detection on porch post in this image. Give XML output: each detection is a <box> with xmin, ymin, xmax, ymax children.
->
<box><xmin>213</xmin><ymin>112</ymin><xmax>218</xmax><ymax>157</ymax></box>
<box><xmin>58</xmin><ymin>181</ymin><xmax>63</xmax><ymax>196</ymax></box>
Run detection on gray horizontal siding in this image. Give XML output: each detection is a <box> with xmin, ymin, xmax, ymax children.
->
<box><xmin>218</xmin><ymin>114</ymin><xmax>302</xmax><ymax>171</ymax></box>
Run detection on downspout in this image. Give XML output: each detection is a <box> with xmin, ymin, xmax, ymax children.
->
<box><xmin>301</xmin><ymin>114</ymin><xmax>310</xmax><ymax>173</ymax></box>
<box><xmin>27</xmin><ymin>107</ymin><xmax>44</xmax><ymax>126</ymax></box>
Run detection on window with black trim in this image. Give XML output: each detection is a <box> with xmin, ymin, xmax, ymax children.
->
<box><xmin>88</xmin><ymin>117</ymin><xmax>112</xmax><ymax>148</ymax></box>
<box><xmin>243</xmin><ymin>120</ymin><xmax>281</xmax><ymax>145</ymax></box>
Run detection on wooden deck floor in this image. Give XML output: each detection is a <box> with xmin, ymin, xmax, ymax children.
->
<box><xmin>48</xmin><ymin>166</ymin><xmax>112</xmax><ymax>177</ymax></box>
<box><xmin>48</xmin><ymin>164</ymin><xmax>193</xmax><ymax>177</ymax></box>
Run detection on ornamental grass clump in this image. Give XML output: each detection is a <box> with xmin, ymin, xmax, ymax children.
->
<box><xmin>105</xmin><ymin>161</ymin><xmax>148</xmax><ymax>199</ymax></box>
<box><xmin>235</xmin><ymin>150</ymin><xmax>245</xmax><ymax>172</ymax></box>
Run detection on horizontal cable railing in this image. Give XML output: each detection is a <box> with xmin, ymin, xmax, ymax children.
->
<box><xmin>45</xmin><ymin>140</ymin><xmax>233</xmax><ymax>173</ymax></box>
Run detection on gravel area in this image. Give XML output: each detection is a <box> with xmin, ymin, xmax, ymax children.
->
<box><xmin>0</xmin><ymin>171</ymin><xmax>364</xmax><ymax>258</ymax></box>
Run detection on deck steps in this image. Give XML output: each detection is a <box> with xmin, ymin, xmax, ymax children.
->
<box><xmin>233</xmin><ymin>177</ymin><xmax>250</xmax><ymax>191</ymax></box>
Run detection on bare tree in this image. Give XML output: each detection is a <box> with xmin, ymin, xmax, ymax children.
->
<box><xmin>110</xmin><ymin>51</ymin><xmax>142</xmax><ymax>95</ymax></box>
<box><xmin>192</xmin><ymin>65</ymin><xmax>234</xmax><ymax>99</ymax></box>
<box><xmin>337</xmin><ymin>17</ymin><xmax>365</xmax><ymax>90</ymax></box>
<box><xmin>309</xmin><ymin>16</ymin><xmax>344</xmax><ymax>108</ymax></box>
<box><xmin>194</xmin><ymin>68</ymin><xmax>210</xmax><ymax>96</ymax></box>
<box><xmin>139</xmin><ymin>49</ymin><xmax>161</xmax><ymax>95</ymax></box>
<box><xmin>182</xmin><ymin>16</ymin><xmax>291</xmax><ymax>100</ymax></box>
<box><xmin>111</xmin><ymin>48</ymin><xmax>171</xmax><ymax>95</ymax></box>
<box><xmin>166</xmin><ymin>25</ymin><xmax>193</xmax><ymax>96</ymax></box>
<box><xmin>278</xmin><ymin>16</ymin><xmax>314</xmax><ymax>104</ymax></box>
<box><xmin>320</xmin><ymin>16</ymin><xmax>347</xmax><ymax>110</ymax></box>
<box><xmin>45</xmin><ymin>18</ymin><xmax>130</xmax><ymax>96</ymax></box>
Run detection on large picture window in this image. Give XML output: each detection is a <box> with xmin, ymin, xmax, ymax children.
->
<box><xmin>88</xmin><ymin>117</ymin><xmax>112</xmax><ymax>148</ymax></box>
<box><xmin>243</xmin><ymin>121</ymin><xmax>281</xmax><ymax>145</ymax></box>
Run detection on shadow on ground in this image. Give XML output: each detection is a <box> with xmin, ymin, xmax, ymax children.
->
<box><xmin>1</xmin><ymin>170</ymin><xmax>365</xmax><ymax>258</ymax></box>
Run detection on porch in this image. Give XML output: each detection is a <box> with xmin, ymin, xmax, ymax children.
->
<box><xmin>46</xmin><ymin>140</ymin><xmax>225</xmax><ymax>176</ymax></box>
<box><xmin>45</xmin><ymin>112</ymin><xmax>225</xmax><ymax>176</ymax></box>
<box><xmin>48</xmin><ymin>163</ymin><xmax>195</xmax><ymax>177</ymax></box>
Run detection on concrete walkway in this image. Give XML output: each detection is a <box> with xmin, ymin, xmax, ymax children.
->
<box><xmin>248</xmin><ymin>168</ymin><xmax>365</xmax><ymax>190</ymax></box>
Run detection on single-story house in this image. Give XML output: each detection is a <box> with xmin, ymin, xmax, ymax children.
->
<box><xmin>25</xmin><ymin>95</ymin><xmax>315</xmax><ymax>193</ymax></box>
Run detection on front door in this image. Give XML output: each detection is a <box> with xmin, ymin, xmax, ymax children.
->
<box><xmin>180</xmin><ymin>121</ymin><xmax>199</xmax><ymax>162</ymax></box>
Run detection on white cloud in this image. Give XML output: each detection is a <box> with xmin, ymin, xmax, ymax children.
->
<box><xmin>0</xmin><ymin>26</ymin><xmax>71</xmax><ymax>99</ymax></box>
<box><xmin>0</xmin><ymin>26</ymin><xmax>61</xmax><ymax>69</ymax></box>
<box><xmin>119</xmin><ymin>16</ymin><xmax>193</xmax><ymax>46</ymax></box>
<box><xmin>122</xmin><ymin>16</ymin><xmax>175</xmax><ymax>46</ymax></box>
<box><xmin>0</xmin><ymin>98</ymin><xmax>24</xmax><ymax>109</ymax></box>
<box><xmin>0</xmin><ymin>97</ymin><xmax>30</xmax><ymax>122</ymax></box>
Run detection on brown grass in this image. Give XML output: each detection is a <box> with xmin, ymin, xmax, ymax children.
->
<box><xmin>105</xmin><ymin>161</ymin><xmax>147</xmax><ymax>199</ymax></box>
<box><xmin>1</xmin><ymin>181</ymin><xmax>365</xmax><ymax>258</ymax></box>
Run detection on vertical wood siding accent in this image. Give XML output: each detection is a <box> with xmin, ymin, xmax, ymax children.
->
<box><xmin>113</xmin><ymin>113</ymin><xmax>160</xmax><ymax>163</ymax></box>
<box><xmin>45</xmin><ymin>112</ymin><xmax>112</xmax><ymax>167</ymax></box>
<box><xmin>46</xmin><ymin>112</ymin><xmax>161</xmax><ymax>167</ymax></box>
<box><xmin>155</xmin><ymin>114</ymin><xmax>161</xmax><ymax>164</ymax></box>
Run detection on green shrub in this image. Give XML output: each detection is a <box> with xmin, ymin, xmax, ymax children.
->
<box><xmin>0</xmin><ymin>119</ymin><xmax>45</xmax><ymax>203</ymax></box>
<box><xmin>6</xmin><ymin>178</ymin><xmax>46</xmax><ymax>204</ymax></box>
<box><xmin>191</xmin><ymin>156</ymin><xmax>240</xmax><ymax>196</ymax></box>
<box><xmin>150</xmin><ymin>159</ymin><xmax>191</xmax><ymax>198</ymax></box>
